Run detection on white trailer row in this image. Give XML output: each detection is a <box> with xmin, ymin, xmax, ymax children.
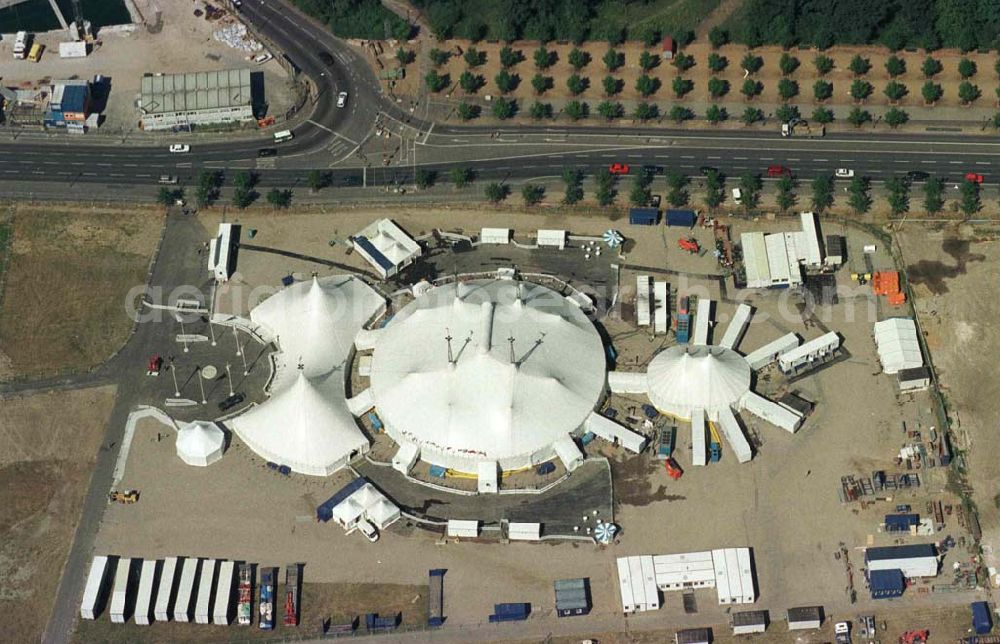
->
<box><xmin>739</xmin><ymin>391</ymin><xmax>803</xmax><ymax>433</ymax></box>
<box><xmin>743</xmin><ymin>332</ymin><xmax>800</xmax><ymax>370</ymax></box>
<box><xmin>690</xmin><ymin>408</ymin><xmax>707</xmax><ymax>467</ymax></box>
<box><xmin>717</xmin><ymin>406</ymin><xmax>753</xmax><ymax>463</ymax></box>
<box><xmin>80</xmin><ymin>555</ymin><xmax>239</xmax><ymax>625</ymax></box>
<box><xmin>636</xmin><ymin>275</ymin><xmax>651</xmax><ymax>327</ymax></box>
<box><xmin>692</xmin><ymin>298</ymin><xmax>712</xmax><ymax>345</ymax></box>
<box><xmin>653</xmin><ymin>281</ymin><xmax>669</xmax><ymax>335</ymax></box>
<box><xmin>719</xmin><ymin>304</ymin><xmax>752</xmax><ymax>350</ymax></box>
<box><xmin>777</xmin><ymin>331</ymin><xmax>840</xmax><ymax>374</ymax></box>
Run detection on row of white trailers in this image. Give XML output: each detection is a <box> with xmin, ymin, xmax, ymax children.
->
<box><xmin>81</xmin><ymin>555</ymin><xmax>257</xmax><ymax>626</ymax></box>
<box><xmin>635</xmin><ymin>276</ymin><xmax>670</xmax><ymax>334</ymax></box>
<box><xmin>616</xmin><ymin>548</ymin><xmax>756</xmax><ymax>613</ymax></box>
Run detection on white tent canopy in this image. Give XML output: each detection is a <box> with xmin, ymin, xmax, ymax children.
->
<box><xmin>646</xmin><ymin>345</ymin><xmax>752</xmax><ymax>421</ymax></box>
<box><xmin>874</xmin><ymin>318</ymin><xmax>923</xmax><ymax>374</ymax></box>
<box><xmin>176</xmin><ymin>421</ymin><xmax>225</xmax><ymax>466</ymax></box>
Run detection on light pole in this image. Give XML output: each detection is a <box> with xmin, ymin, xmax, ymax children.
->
<box><xmin>197</xmin><ymin>366</ymin><xmax>207</xmax><ymax>404</ymax></box>
<box><xmin>208</xmin><ymin>317</ymin><xmax>217</xmax><ymax>346</ymax></box>
<box><xmin>170</xmin><ymin>357</ymin><xmax>180</xmax><ymax>397</ymax></box>
<box><xmin>233</xmin><ymin>325</ymin><xmax>242</xmax><ymax>357</ymax></box>
<box><xmin>226</xmin><ymin>363</ymin><xmax>234</xmax><ymax>396</ymax></box>
<box><xmin>240</xmin><ymin>344</ymin><xmax>249</xmax><ymax>376</ymax></box>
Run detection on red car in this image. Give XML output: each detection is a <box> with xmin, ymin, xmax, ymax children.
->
<box><xmin>664</xmin><ymin>457</ymin><xmax>684</xmax><ymax>480</ymax></box>
<box><xmin>608</xmin><ymin>163</ymin><xmax>630</xmax><ymax>175</ymax></box>
<box><xmin>767</xmin><ymin>165</ymin><xmax>792</xmax><ymax>177</ymax></box>
<box><xmin>965</xmin><ymin>172</ymin><xmax>984</xmax><ymax>184</ymax></box>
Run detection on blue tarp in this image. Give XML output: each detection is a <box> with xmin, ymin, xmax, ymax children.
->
<box><xmin>869</xmin><ymin>569</ymin><xmax>905</xmax><ymax>599</ymax></box>
<box><xmin>316</xmin><ymin>477</ymin><xmax>368</xmax><ymax>522</ymax></box>
<box><xmin>353</xmin><ymin>235</ymin><xmax>395</xmax><ymax>272</ymax></box>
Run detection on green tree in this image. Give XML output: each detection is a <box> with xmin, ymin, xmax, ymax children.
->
<box><xmin>847</xmin><ymin>106</ymin><xmax>872</xmax><ymax>127</ymax></box>
<box><xmin>922</xmin><ymin>57</ymin><xmax>943</xmax><ymax>78</ymax></box>
<box><xmin>459</xmin><ymin>71</ymin><xmax>483</xmax><ymax>93</ymax></box>
<box><xmin>561</xmin><ymin>168</ymin><xmax>583</xmax><ymax>204</ymax></box>
<box><xmin>639</xmin><ymin>50</ymin><xmax>658</xmax><ymax>72</ymax></box>
<box><xmin>811</xmin><ymin>175</ymin><xmax>834</xmax><ymax>213</ymax></box>
<box><xmin>669</xmin><ymin>105</ymin><xmax>693</xmax><ymax>123</ymax></box>
<box><xmin>464</xmin><ymin>47</ymin><xmax>485</xmax><ymax>68</ymax></box>
<box><xmin>521</xmin><ymin>183</ymin><xmax>545</xmax><ymax>205</ymax></box>
<box><xmin>739</xmin><ymin>172</ymin><xmax>761</xmax><ymax>209</ymax></box>
<box><xmin>414</xmin><ymin>168</ymin><xmax>436</xmax><ymax>189</ymax></box>
<box><xmin>884</xmin><ymin>107</ymin><xmax>909</xmax><ymax>128</ymax></box>
<box><xmin>775</xmin><ymin>174</ymin><xmax>796</xmax><ymax>212</ymax></box>
<box><xmin>665</xmin><ymin>171</ymin><xmax>689</xmax><ymax>207</ymax></box>
<box><xmin>597</xmin><ymin>100</ymin><xmax>623</xmax><ymax>120</ymax></box>
<box><xmin>959</xmin><ymin>81</ymin><xmax>981</xmax><ymax>104</ymax></box>
<box><xmin>457</xmin><ymin>102</ymin><xmax>480</xmax><ymax>120</ymax></box>
<box><xmin>602</xmin><ymin>48</ymin><xmax>623</xmax><ymax>72</ymax></box>
<box><xmin>425</xmin><ymin>70</ymin><xmax>448</xmax><ymax>92</ymax></box>
<box><xmin>195</xmin><ymin>170</ymin><xmax>220</xmax><ymax>207</ymax></box>
<box><xmin>485</xmin><ymin>182</ymin><xmax>509</xmax><ymax>203</ymax></box>
<box><xmin>564</xmin><ymin>100</ymin><xmax>588</xmax><ymax>121</ymax></box>
<box><xmin>707</xmin><ymin>77</ymin><xmax>729</xmax><ymax>98</ymax></box>
<box><xmin>813</xmin><ymin>80</ymin><xmax>833</xmax><ymax>101</ymax></box>
<box><xmin>672</xmin><ymin>52</ymin><xmax>694</xmax><ymax>72</ymax></box>
<box><xmin>709</xmin><ymin>27</ymin><xmax>729</xmax><ymax>49</ymax></box>
<box><xmin>885</xmin><ymin>55</ymin><xmax>906</xmax><ymax>78</ymax></box>
<box><xmin>812</xmin><ymin>107</ymin><xmax>834</xmax><ymax>124</ymax></box>
<box><xmin>307</xmin><ymin>169</ymin><xmax>332</xmax><ymax>192</ymax></box>
<box><xmin>450</xmin><ymin>167</ymin><xmax>472</xmax><ymax>188</ymax></box>
<box><xmin>741</xmin><ymin>53</ymin><xmax>763</xmax><ymax>75</ymax></box>
<box><xmin>813</xmin><ymin>55</ymin><xmax>834</xmax><ymax>76</ymax></box>
<box><xmin>494</xmin><ymin>70</ymin><xmax>518</xmax><ymax>94</ymax></box>
<box><xmin>534</xmin><ymin>46</ymin><xmax>553</xmax><ymax>70</ymax></box>
<box><xmin>499</xmin><ymin>46</ymin><xmax>522</xmax><ymax>69</ymax></box>
<box><xmin>884</xmin><ymin>81</ymin><xmax>907</xmax><ymax>102</ymax></box>
<box><xmin>740</xmin><ymin>106</ymin><xmax>763</xmax><ymax>125</ymax></box>
<box><xmin>595</xmin><ymin>168</ymin><xmax>615</xmax><ymax>206</ymax></box>
<box><xmin>428</xmin><ymin>48</ymin><xmax>449</xmax><ymax>67</ymax></box>
<box><xmin>492</xmin><ymin>97</ymin><xmax>516</xmax><ymax>120</ymax></box>
<box><xmin>777</xmin><ymin>79</ymin><xmax>798</xmax><ymax>101</ymax></box>
<box><xmin>156</xmin><ymin>186</ymin><xmax>176</xmax><ymax>206</ymax></box>
<box><xmin>707</xmin><ymin>53</ymin><xmax>727</xmax><ymax>73</ymax></box>
<box><xmin>672</xmin><ymin>77</ymin><xmax>694</xmax><ymax>98</ymax></box>
<box><xmin>634</xmin><ymin>102</ymin><xmax>659</xmax><ymax>121</ymax></box>
<box><xmin>850</xmin><ymin>80</ymin><xmax>873</xmax><ymax>101</ymax></box>
<box><xmin>959</xmin><ymin>179</ymin><xmax>981</xmax><ymax>216</ymax></box>
<box><xmin>629</xmin><ymin>174</ymin><xmax>651</xmax><ymax>206</ymax></box>
<box><xmin>846</xmin><ymin>176</ymin><xmax>871</xmax><ymax>215</ymax></box>
<box><xmin>567</xmin><ymin>74</ymin><xmax>588</xmax><ymax>96</ymax></box>
<box><xmin>603</xmin><ymin>75</ymin><xmax>622</xmax><ymax>96</ymax></box>
<box><xmin>706</xmin><ymin>104</ymin><xmax>727</xmax><ymax>124</ymax></box>
<box><xmin>923</xmin><ymin>178</ymin><xmax>944</xmax><ymax>214</ymax></box>
<box><xmin>531</xmin><ymin>73</ymin><xmax>553</xmax><ymax>95</ymax></box>
<box><xmin>958</xmin><ymin>58</ymin><xmax>977</xmax><ymax>79</ymax></box>
<box><xmin>741</xmin><ymin>79</ymin><xmax>762</xmax><ymax>99</ymax></box>
<box><xmin>885</xmin><ymin>177</ymin><xmax>909</xmax><ymax>216</ymax></box>
<box><xmin>704</xmin><ymin>169</ymin><xmax>725</xmax><ymax>209</ymax></box>
<box><xmin>568</xmin><ymin>47</ymin><xmax>590</xmax><ymax>71</ymax></box>
<box><xmin>991</xmin><ymin>111</ymin><xmax>1000</xmax><ymax>129</ymax></box>
<box><xmin>233</xmin><ymin>171</ymin><xmax>255</xmax><ymax>191</ymax></box>
<box><xmin>775</xmin><ymin>104</ymin><xmax>800</xmax><ymax>123</ymax></box>
<box><xmin>849</xmin><ymin>55</ymin><xmax>871</xmax><ymax>76</ymax></box>
<box><xmin>636</xmin><ymin>75</ymin><xmax>660</xmax><ymax>97</ymax></box>
<box><xmin>779</xmin><ymin>53</ymin><xmax>799</xmax><ymax>76</ymax></box>
<box><xmin>232</xmin><ymin>186</ymin><xmax>254</xmax><ymax>209</ymax></box>
<box><xmin>922</xmin><ymin>82</ymin><xmax>943</xmax><ymax>104</ymax></box>
<box><xmin>529</xmin><ymin>101</ymin><xmax>553</xmax><ymax>119</ymax></box>
<box><xmin>395</xmin><ymin>48</ymin><xmax>415</xmax><ymax>66</ymax></box>
<box><xmin>266</xmin><ymin>188</ymin><xmax>292</xmax><ymax>209</ymax></box>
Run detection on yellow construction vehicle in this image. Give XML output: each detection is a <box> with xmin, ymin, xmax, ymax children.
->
<box><xmin>108</xmin><ymin>489</ymin><xmax>139</xmax><ymax>504</ymax></box>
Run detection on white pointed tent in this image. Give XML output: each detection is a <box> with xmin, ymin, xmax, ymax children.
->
<box><xmin>176</xmin><ymin>421</ymin><xmax>225</xmax><ymax>466</ymax></box>
<box><xmin>229</xmin><ymin>275</ymin><xmax>384</xmax><ymax>476</ymax></box>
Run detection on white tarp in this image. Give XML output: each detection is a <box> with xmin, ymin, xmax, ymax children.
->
<box><xmin>447</xmin><ymin>519</ymin><xmax>480</xmax><ymax>538</ymax></box>
<box><xmin>154</xmin><ymin>557</ymin><xmax>178</xmax><ymax>621</ymax></box>
<box><xmin>553</xmin><ymin>433</ymin><xmax>584</xmax><ymax>472</ymax></box>
<box><xmin>135</xmin><ymin>560</ymin><xmax>157</xmax><ymax>625</ymax></box>
<box><xmin>740</xmin><ymin>391</ymin><xmax>802</xmax><ymax>433</ymax></box>
<box><xmin>508</xmin><ymin>522</ymin><xmax>542</xmax><ymax>541</ymax></box>
<box><xmin>585</xmin><ymin>411</ymin><xmax>648</xmax><ymax>453</ymax></box>
<box><xmin>636</xmin><ymin>275</ymin><xmax>651</xmax><ymax>327</ymax></box>
<box><xmin>392</xmin><ymin>441</ymin><xmax>419</xmax><ymax>474</ymax></box>
<box><xmin>691</xmin><ymin>408</ymin><xmax>707</xmax><ymax>467</ymax></box>
<box><xmin>874</xmin><ymin>318</ymin><xmax>923</xmax><ymax>374</ymax></box>
<box><xmin>346</xmin><ymin>388</ymin><xmax>375</xmax><ymax>415</ymax></box>
<box><xmin>720</xmin><ymin>304</ymin><xmax>752</xmax><ymax>350</ymax></box>
<box><xmin>717</xmin><ymin>406</ymin><xmax>752</xmax><ymax>463</ymax></box>
<box><xmin>481</xmin><ymin>227</ymin><xmax>511</xmax><ymax>244</ymax></box>
<box><xmin>367</xmin><ymin>498</ymin><xmax>401</xmax><ymax>529</ymax></box>
<box><xmin>477</xmin><ymin>461</ymin><xmax>499</xmax><ymax>494</ymax></box>
<box><xmin>744</xmin><ymin>333</ymin><xmax>800</xmax><ymax>370</ymax></box>
<box><xmin>608</xmin><ymin>370</ymin><xmax>649</xmax><ymax>394</ymax></box>
<box><xmin>537</xmin><ymin>229</ymin><xmax>566</xmax><ymax>249</ymax></box>
<box><xmin>653</xmin><ymin>281</ymin><xmax>669</xmax><ymax>335</ymax></box>
<box><xmin>693</xmin><ymin>298</ymin><xmax>712</xmax><ymax>345</ymax></box>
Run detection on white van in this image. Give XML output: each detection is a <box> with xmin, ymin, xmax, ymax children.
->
<box><xmin>273</xmin><ymin>130</ymin><xmax>293</xmax><ymax>143</ymax></box>
<box><xmin>13</xmin><ymin>31</ymin><xmax>28</xmax><ymax>59</ymax></box>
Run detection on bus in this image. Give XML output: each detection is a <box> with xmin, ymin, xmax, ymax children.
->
<box><xmin>27</xmin><ymin>43</ymin><xmax>43</xmax><ymax>62</ymax></box>
<box><xmin>273</xmin><ymin>130</ymin><xmax>293</xmax><ymax>143</ymax></box>
<box><xmin>13</xmin><ymin>32</ymin><xmax>28</xmax><ymax>59</ymax></box>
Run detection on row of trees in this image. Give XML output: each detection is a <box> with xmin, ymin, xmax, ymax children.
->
<box><xmin>159</xmin><ymin>170</ymin><xmax>296</xmax><ymax>209</ymax></box>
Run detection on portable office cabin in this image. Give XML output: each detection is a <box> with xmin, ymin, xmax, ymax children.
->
<box><xmin>740</xmin><ymin>391</ymin><xmax>802</xmax><ymax>433</ymax></box>
<box><xmin>675</xmin><ymin>628</ymin><xmax>712</xmax><ymax>644</ymax></box>
<box><xmin>480</xmin><ymin>227</ymin><xmax>511</xmax><ymax>244</ymax></box>
<box><xmin>110</xmin><ymin>557</ymin><xmax>133</xmax><ymax>623</ymax></box>
<box><xmin>653</xmin><ymin>281</ymin><xmax>669</xmax><ymax>335</ymax></box>
<box><xmin>692</xmin><ymin>298</ymin><xmax>712</xmax><ymax>345</ymax></box>
<box><xmin>208</xmin><ymin>223</ymin><xmax>240</xmax><ymax>282</ymax></box>
<box><xmin>972</xmin><ymin>601</ymin><xmax>993</xmax><ymax>635</ymax></box>
<box><xmin>629</xmin><ymin>207</ymin><xmax>659</xmax><ymax>225</ymax></box>
<box><xmin>787</xmin><ymin>606</ymin><xmax>823</xmax><ymax>630</ymax></box>
<box><xmin>778</xmin><ymin>331</ymin><xmax>840</xmax><ymax>375</ymax></box>
<box><xmin>869</xmin><ymin>568</ymin><xmax>905</xmax><ymax>599</ymax></box>
<box><xmin>554</xmin><ymin>578</ymin><xmax>590</xmax><ymax>617</ymax></box>
<box><xmin>825</xmin><ymin>235</ymin><xmax>845</xmax><ymax>267</ymax></box>
<box><xmin>154</xmin><ymin>557</ymin><xmax>179</xmax><ymax>621</ymax></box>
<box><xmin>477</xmin><ymin>461</ymin><xmax>499</xmax><ymax>494</ymax></box>
<box><xmin>213</xmin><ymin>561</ymin><xmax>235</xmax><ymax>624</ymax></box>
<box><xmin>798</xmin><ymin>212</ymin><xmax>823</xmax><ymax>268</ymax></box>
<box><xmin>80</xmin><ymin>555</ymin><xmax>112</xmax><ymax>620</ymax></box>
<box><xmin>717</xmin><ymin>406</ymin><xmax>752</xmax><ymax>464</ymax></box>
<box><xmin>744</xmin><ymin>333</ymin><xmax>800</xmax><ymax>370</ymax></box>
<box><xmin>691</xmin><ymin>408</ymin><xmax>707</xmax><ymax>467</ymax></box>
<box><xmin>195</xmin><ymin>559</ymin><xmax>217</xmax><ymax>624</ymax></box>
<box><xmin>719</xmin><ymin>304</ymin><xmax>751</xmax><ymax>350</ymax></box>
<box><xmin>508</xmin><ymin>522</ymin><xmax>542</xmax><ymax>541</ymax></box>
<box><xmin>446</xmin><ymin>519</ymin><xmax>480</xmax><ymax>538</ymax></box>
<box><xmin>636</xmin><ymin>275</ymin><xmax>652</xmax><ymax>327</ymax></box>
<box><xmin>865</xmin><ymin>544</ymin><xmax>938</xmax><ymax>578</ymax></box>
<box><xmin>536</xmin><ymin>229</ymin><xmax>567</xmax><ymax>249</ymax></box>
<box><xmin>711</xmin><ymin>548</ymin><xmax>756</xmax><ymax>605</ymax></box>
<box><xmin>134</xmin><ymin>560</ymin><xmax>157</xmax><ymax>625</ymax></box>
<box><xmin>617</xmin><ymin>555</ymin><xmax>661</xmax><ymax>613</ymax></box>
<box><xmin>652</xmin><ymin>551</ymin><xmax>716</xmax><ymax>591</ymax></box>
<box><xmin>553</xmin><ymin>433</ymin><xmax>585</xmax><ymax>472</ymax></box>
<box><xmin>665</xmin><ymin>209</ymin><xmax>697</xmax><ymax>227</ymax></box>
<box><xmin>732</xmin><ymin>610</ymin><xmax>769</xmax><ymax>635</ymax></box>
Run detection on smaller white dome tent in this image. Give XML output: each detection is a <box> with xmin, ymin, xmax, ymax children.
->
<box><xmin>176</xmin><ymin>421</ymin><xmax>225</xmax><ymax>466</ymax></box>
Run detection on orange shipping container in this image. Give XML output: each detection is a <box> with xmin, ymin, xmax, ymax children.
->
<box><xmin>873</xmin><ymin>271</ymin><xmax>900</xmax><ymax>296</ymax></box>
<box><xmin>888</xmin><ymin>292</ymin><xmax>907</xmax><ymax>306</ymax></box>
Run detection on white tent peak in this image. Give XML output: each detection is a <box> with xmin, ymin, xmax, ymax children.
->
<box><xmin>176</xmin><ymin>420</ymin><xmax>225</xmax><ymax>467</ymax></box>
<box><xmin>646</xmin><ymin>344</ymin><xmax>752</xmax><ymax>422</ymax></box>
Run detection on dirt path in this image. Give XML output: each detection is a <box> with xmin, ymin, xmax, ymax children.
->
<box><xmin>695</xmin><ymin>0</ymin><xmax>744</xmax><ymax>38</ymax></box>
<box><xmin>381</xmin><ymin>0</ymin><xmax>432</xmax><ymax>37</ymax></box>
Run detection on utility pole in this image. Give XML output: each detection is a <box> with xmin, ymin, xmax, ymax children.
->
<box><xmin>197</xmin><ymin>367</ymin><xmax>207</xmax><ymax>404</ymax></box>
<box><xmin>170</xmin><ymin>357</ymin><xmax>180</xmax><ymax>397</ymax></box>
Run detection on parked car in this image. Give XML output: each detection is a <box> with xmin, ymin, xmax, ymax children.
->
<box><xmin>965</xmin><ymin>172</ymin><xmax>984</xmax><ymax>184</ymax></box>
<box><xmin>357</xmin><ymin>518</ymin><xmax>379</xmax><ymax>542</ymax></box>
<box><xmin>649</xmin><ymin>194</ymin><xmax>662</xmax><ymax>208</ymax></box>
<box><xmin>641</xmin><ymin>164</ymin><xmax>665</xmax><ymax>176</ymax></box>
<box><xmin>317</xmin><ymin>51</ymin><xmax>335</xmax><ymax>66</ymax></box>
<box><xmin>158</xmin><ymin>175</ymin><xmax>178</xmax><ymax>184</ymax></box>
<box><xmin>257</xmin><ymin>148</ymin><xmax>277</xmax><ymax>158</ymax></box>
<box><xmin>767</xmin><ymin>164</ymin><xmax>791</xmax><ymax>177</ymax></box>
<box><xmin>835</xmin><ymin>168</ymin><xmax>855</xmax><ymax>178</ymax></box>
<box><xmin>835</xmin><ymin>621</ymin><xmax>851</xmax><ymax>644</ymax></box>
<box><xmin>905</xmin><ymin>170</ymin><xmax>930</xmax><ymax>182</ymax></box>
<box><xmin>608</xmin><ymin>163</ymin><xmax>630</xmax><ymax>175</ymax></box>
<box><xmin>731</xmin><ymin>187</ymin><xmax>743</xmax><ymax>204</ymax></box>
<box><xmin>336</xmin><ymin>91</ymin><xmax>348</xmax><ymax>108</ymax></box>
<box><xmin>169</xmin><ymin>144</ymin><xmax>190</xmax><ymax>153</ymax></box>
<box><xmin>664</xmin><ymin>457</ymin><xmax>684</xmax><ymax>480</ymax></box>
<box><xmin>699</xmin><ymin>165</ymin><xmax>718</xmax><ymax>175</ymax></box>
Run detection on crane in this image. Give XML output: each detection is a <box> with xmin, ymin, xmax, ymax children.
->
<box><xmin>70</xmin><ymin>0</ymin><xmax>91</xmax><ymax>42</ymax></box>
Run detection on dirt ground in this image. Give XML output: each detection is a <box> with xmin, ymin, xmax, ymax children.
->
<box><xmin>0</xmin><ymin>203</ymin><xmax>163</xmax><ymax>381</ymax></box>
<box><xmin>0</xmin><ymin>0</ymin><xmax>294</xmax><ymax>131</ymax></box>
<box><xmin>0</xmin><ymin>385</ymin><xmax>116</xmax><ymax>643</ymax></box>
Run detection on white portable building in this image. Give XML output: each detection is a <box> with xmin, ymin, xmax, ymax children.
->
<box><xmin>692</xmin><ymin>298</ymin><xmax>712</xmax><ymax>346</ymax></box>
<box><xmin>864</xmin><ymin>544</ymin><xmax>938</xmax><ymax>578</ymax></box>
<box><xmin>508</xmin><ymin>522</ymin><xmax>542</xmax><ymax>541</ymax></box>
<box><xmin>717</xmin><ymin>406</ymin><xmax>752</xmax><ymax>463</ymax></box>
<box><xmin>740</xmin><ymin>391</ymin><xmax>803</xmax><ymax>433</ymax></box>
<box><xmin>80</xmin><ymin>555</ymin><xmax>110</xmax><ymax>620</ymax></box>
<box><xmin>553</xmin><ymin>434</ymin><xmax>584</xmax><ymax>472</ymax></box>
<box><xmin>392</xmin><ymin>442</ymin><xmax>419</xmax><ymax>474</ymax></box>
<box><xmin>636</xmin><ymin>275</ymin><xmax>651</xmax><ymax>327</ymax></box>
<box><xmin>213</xmin><ymin>561</ymin><xmax>235</xmax><ymax>625</ymax></box>
<box><xmin>798</xmin><ymin>212</ymin><xmax>823</xmax><ymax>267</ymax></box>
<box><xmin>653</xmin><ymin>281</ymin><xmax>669</xmax><ymax>335</ymax></box>
<box><xmin>744</xmin><ymin>333</ymin><xmax>800</xmax><ymax>370</ymax></box>
<box><xmin>733</xmin><ymin>610</ymin><xmax>769</xmax><ymax>634</ymax></box>
<box><xmin>874</xmin><ymin>318</ymin><xmax>923</xmax><ymax>374</ymax></box>
<box><xmin>195</xmin><ymin>559</ymin><xmax>217</xmax><ymax>624</ymax></box>
<box><xmin>480</xmin><ymin>227</ymin><xmax>511</xmax><ymax>244</ymax></box>
<box><xmin>690</xmin><ymin>408</ymin><xmax>707</xmax><ymax>467</ymax></box>
<box><xmin>351</xmin><ymin>218</ymin><xmax>421</xmax><ymax>279</ymax></box>
<box><xmin>778</xmin><ymin>331</ymin><xmax>840</xmax><ymax>374</ymax></box>
<box><xmin>607</xmin><ymin>370</ymin><xmax>648</xmax><ymax>394</ymax></box>
<box><xmin>741</xmin><ymin>232</ymin><xmax>771</xmax><ymax>289</ymax></box>
<box><xmin>676</xmin><ymin>628</ymin><xmax>713</xmax><ymax>644</ymax></box>
<box><xmin>154</xmin><ymin>557</ymin><xmax>178</xmax><ymax>621</ymax></box>
<box><xmin>720</xmin><ymin>304</ymin><xmax>752</xmax><ymax>350</ymax></box>
<box><xmin>585</xmin><ymin>411</ymin><xmax>648</xmax><ymax>453</ymax></box>
<box><xmin>173</xmin><ymin>558</ymin><xmax>198</xmax><ymax>622</ymax></box>
<box><xmin>477</xmin><ymin>461</ymin><xmax>499</xmax><ymax>494</ymax></box>
<box><xmin>367</xmin><ymin>497</ymin><xmax>401</xmax><ymax>529</ymax></box>
<box><xmin>208</xmin><ymin>223</ymin><xmax>239</xmax><ymax>282</ymax></box>
<box><xmin>59</xmin><ymin>41</ymin><xmax>88</xmax><ymax>58</ymax></box>
<box><xmin>787</xmin><ymin>606</ymin><xmax>823</xmax><ymax>630</ymax></box>
<box><xmin>110</xmin><ymin>557</ymin><xmax>132</xmax><ymax>624</ymax></box>
<box><xmin>712</xmin><ymin>548</ymin><xmax>756</xmax><ymax>604</ymax></box>
<box><xmin>765</xmin><ymin>233</ymin><xmax>800</xmax><ymax>287</ymax></box>
<box><xmin>616</xmin><ymin>556</ymin><xmax>660</xmax><ymax>613</ymax></box>
<box><xmin>652</xmin><ymin>551</ymin><xmax>716</xmax><ymax>590</ymax></box>
<box><xmin>447</xmin><ymin>519</ymin><xmax>480</xmax><ymax>538</ymax></box>
<box><xmin>134</xmin><ymin>560</ymin><xmax>157</xmax><ymax>625</ymax></box>
<box><xmin>537</xmin><ymin>229</ymin><xmax>566</xmax><ymax>249</ymax></box>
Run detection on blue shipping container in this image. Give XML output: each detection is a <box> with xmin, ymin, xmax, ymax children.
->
<box><xmin>869</xmin><ymin>569</ymin><xmax>905</xmax><ymax>599</ymax></box>
<box><xmin>972</xmin><ymin>602</ymin><xmax>993</xmax><ymax>635</ymax></box>
<box><xmin>365</xmin><ymin>612</ymin><xmax>399</xmax><ymax>630</ymax></box>
<box><xmin>884</xmin><ymin>513</ymin><xmax>920</xmax><ymax>532</ymax></box>
<box><xmin>665</xmin><ymin>209</ymin><xmax>697</xmax><ymax>227</ymax></box>
<box><xmin>316</xmin><ymin>477</ymin><xmax>368</xmax><ymax>522</ymax></box>
<box><xmin>429</xmin><ymin>465</ymin><xmax>448</xmax><ymax>478</ymax></box>
<box><xmin>629</xmin><ymin>207</ymin><xmax>659</xmax><ymax>225</ymax></box>
<box><xmin>489</xmin><ymin>603</ymin><xmax>530</xmax><ymax>622</ymax></box>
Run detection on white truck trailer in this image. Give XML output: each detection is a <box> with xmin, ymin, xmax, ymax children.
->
<box><xmin>154</xmin><ymin>556</ymin><xmax>178</xmax><ymax>621</ymax></box>
<box><xmin>109</xmin><ymin>557</ymin><xmax>133</xmax><ymax>623</ymax></box>
<box><xmin>213</xmin><ymin>561</ymin><xmax>236</xmax><ymax>624</ymax></box>
<box><xmin>195</xmin><ymin>559</ymin><xmax>217</xmax><ymax>624</ymax></box>
<box><xmin>173</xmin><ymin>557</ymin><xmax>198</xmax><ymax>622</ymax></box>
<box><xmin>134</xmin><ymin>560</ymin><xmax>157</xmax><ymax>625</ymax></box>
<box><xmin>80</xmin><ymin>555</ymin><xmax>111</xmax><ymax>620</ymax></box>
